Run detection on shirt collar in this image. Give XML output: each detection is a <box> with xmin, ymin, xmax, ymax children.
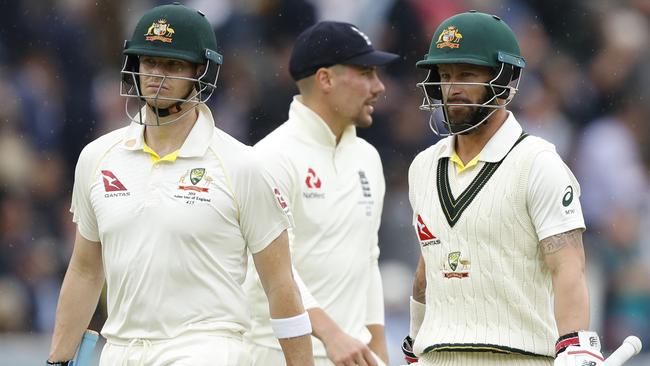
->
<box><xmin>440</xmin><ymin>111</ymin><xmax>522</xmax><ymax>163</ymax></box>
<box><xmin>287</xmin><ymin>96</ymin><xmax>357</xmax><ymax>148</ymax></box>
<box><xmin>120</xmin><ymin>104</ymin><xmax>215</xmax><ymax>158</ymax></box>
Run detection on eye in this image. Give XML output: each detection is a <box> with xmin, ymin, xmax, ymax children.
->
<box><xmin>439</xmin><ymin>73</ymin><xmax>450</xmax><ymax>81</ymax></box>
<box><xmin>141</xmin><ymin>58</ymin><xmax>156</xmax><ymax>68</ymax></box>
<box><xmin>166</xmin><ymin>60</ymin><xmax>182</xmax><ymax>69</ymax></box>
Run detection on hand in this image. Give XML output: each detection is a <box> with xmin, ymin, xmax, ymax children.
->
<box><xmin>554</xmin><ymin>331</ymin><xmax>604</xmax><ymax>366</ymax></box>
<box><xmin>323</xmin><ymin>329</ymin><xmax>377</xmax><ymax>366</ymax></box>
<box><xmin>401</xmin><ymin>336</ymin><xmax>418</xmax><ymax>364</ymax></box>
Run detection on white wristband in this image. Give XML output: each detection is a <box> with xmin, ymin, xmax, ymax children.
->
<box><xmin>270</xmin><ymin>312</ymin><xmax>312</xmax><ymax>339</ymax></box>
<box><xmin>409</xmin><ymin>296</ymin><xmax>426</xmax><ymax>339</ymax></box>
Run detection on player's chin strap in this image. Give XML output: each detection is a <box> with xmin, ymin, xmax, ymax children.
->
<box><xmin>149</xmin><ymin>86</ymin><xmax>195</xmax><ymax>117</ymax></box>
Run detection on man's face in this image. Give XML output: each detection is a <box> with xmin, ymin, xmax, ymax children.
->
<box><xmin>328</xmin><ymin>65</ymin><xmax>386</xmax><ymax>129</ymax></box>
<box><xmin>138</xmin><ymin>56</ymin><xmax>197</xmax><ymax>108</ymax></box>
<box><xmin>437</xmin><ymin>63</ymin><xmax>492</xmax><ymax>127</ymax></box>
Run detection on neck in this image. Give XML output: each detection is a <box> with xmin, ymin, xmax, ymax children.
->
<box><xmin>454</xmin><ymin>108</ymin><xmax>508</xmax><ymax>164</ymax></box>
<box><xmin>144</xmin><ymin>105</ymin><xmax>199</xmax><ymax>157</ymax></box>
<box><xmin>299</xmin><ymin>95</ymin><xmax>346</xmax><ymax>144</ymax></box>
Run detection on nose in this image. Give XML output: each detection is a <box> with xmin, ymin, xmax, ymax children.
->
<box><xmin>444</xmin><ymin>80</ymin><xmax>464</xmax><ymax>97</ymax></box>
<box><xmin>372</xmin><ymin>74</ymin><xmax>386</xmax><ymax>95</ymax></box>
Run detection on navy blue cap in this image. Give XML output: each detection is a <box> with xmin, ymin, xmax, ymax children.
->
<box><xmin>289</xmin><ymin>21</ymin><xmax>399</xmax><ymax>81</ymax></box>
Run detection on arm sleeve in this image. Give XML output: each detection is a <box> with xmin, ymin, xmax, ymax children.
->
<box><xmin>237</xmin><ymin>150</ymin><xmax>291</xmax><ymax>254</ymax></box>
<box><xmin>70</xmin><ymin>146</ymin><xmax>100</xmax><ymax>242</ymax></box>
<box><xmin>527</xmin><ymin>150</ymin><xmax>586</xmax><ymax>241</ymax></box>
<box><xmin>366</xmin><ymin>152</ymin><xmax>386</xmax><ymax>325</ymax></box>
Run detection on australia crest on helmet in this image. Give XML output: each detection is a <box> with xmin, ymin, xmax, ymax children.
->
<box><xmin>436</xmin><ymin>26</ymin><xmax>463</xmax><ymax>49</ymax></box>
<box><xmin>145</xmin><ymin>19</ymin><xmax>175</xmax><ymax>43</ymax></box>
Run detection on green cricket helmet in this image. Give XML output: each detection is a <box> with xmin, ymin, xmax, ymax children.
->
<box><xmin>416</xmin><ymin>10</ymin><xmax>525</xmax><ymax>136</ymax></box>
<box><xmin>120</xmin><ymin>2</ymin><xmax>224</xmax><ymax>125</ymax></box>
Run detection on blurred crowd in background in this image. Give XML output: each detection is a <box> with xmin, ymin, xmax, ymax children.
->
<box><xmin>1</xmin><ymin>0</ymin><xmax>649</xmax><ymax>364</ymax></box>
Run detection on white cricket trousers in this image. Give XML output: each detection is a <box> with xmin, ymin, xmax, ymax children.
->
<box><xmin>415</xmin><ymin>352</ymin><xmax>553</xmax><ymax>366</ymax></box>
<box><xmin>248</xmin><ymin>341</ymin><xmax>387</xmax><ymax>366</ymax></box>
<box><xmin>99</xmin><ymin>331</ymin><xmax>250</xmax><ymax>366</ymax></box>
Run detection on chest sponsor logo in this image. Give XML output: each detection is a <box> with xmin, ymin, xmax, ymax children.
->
<box><xmin>305</xmin><ymin>167</ymin><xmax>322</xmax><ymax>189</ymax></box>
<box><xmin>416</xmin><ymin>214</ymin><xmax>440</xmax><ymax>246</ymax></box>
<box><xmin>303</xmin><ymin>167</ymin><xmax>325</xmax><ymax>199</ymax></box>
<box><xmin>443</xmin><ymin>251</ymin><xmax>470</xmax><ymax>279</ymax></box>
<box><xmin>175</xmin><ymin>168</ymin><xmax>213</xmax><ymax>205</ymax></box>
<box><xmin>101</xmin><ymin>170</ymin><xmax>130</xmax><ymax>197</ymax></box>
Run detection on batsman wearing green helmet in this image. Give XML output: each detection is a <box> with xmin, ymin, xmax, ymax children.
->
<box><xmin>46</xmin><ymin>3</ymin><xmax>314</xmax><ymax>366</ymax></box>
<box><xmin>402</xmin><ymin>11</ymin><xmax>603</xmax><ymax>366</ymax></box>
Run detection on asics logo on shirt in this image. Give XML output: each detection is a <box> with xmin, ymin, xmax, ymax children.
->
<box><xmin>305</xmin><ymin>167</ymin><xmax>322</xmax><ymax>189</ymax></box>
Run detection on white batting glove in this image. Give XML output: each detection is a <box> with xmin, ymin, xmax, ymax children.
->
<box><xmin>554</xmin><ymin>331</ymin><xmax>605</xmax><ymax>366</ymax></box>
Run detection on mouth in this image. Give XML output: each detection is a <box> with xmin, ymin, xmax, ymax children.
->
<box><xmin>365</xmin><ymin>99</ymin><xmax>378</xmax><ymax>113</ymax></box>
<box><xmin>144</xmin><ymin>84</ymin><xmax>168</xmax><ymax>91</ymax></box>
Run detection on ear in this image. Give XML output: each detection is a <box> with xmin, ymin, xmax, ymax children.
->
<box><xmin>313</xmin><ymin>67</ymin><xmax>334</xmax><ymax>93</ymax></box>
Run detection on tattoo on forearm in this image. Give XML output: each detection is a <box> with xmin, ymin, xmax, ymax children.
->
<box><xmin>540</xmin><ymin>229</ymin><xmax>583</xmax><ymax>255</ymax></box>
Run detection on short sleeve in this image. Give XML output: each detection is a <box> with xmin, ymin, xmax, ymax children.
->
<box><xmin>70</xmin><ymin>147</ymin><xmax>100</xmax><ymax>242</ymax></box>
<box><xmin>237</xmin><ymin>152</ymin><xmax>291</xmax><ymax>254</ymax></box>
<box><xmin>527</xmin><ymin>150</ymin><xmax>586</xmax><ymax>241</ymax></box>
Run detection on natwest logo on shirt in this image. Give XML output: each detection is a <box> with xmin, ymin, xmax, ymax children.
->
<box><xmin>305</xmin><ymin>167</ymin><xmax>322</xmax><ymax>189</ymax></box>
<box><xmin>101</xmin><ymin>170</ymin><xmax>130</xmax><ymax>198</ymax></box>
<box><xmin>416</xmin><ymin>214</ymin><xmax>440</xmax><ymax>246</ymax></box>
<box><xmin>303</xmin><ymin>167</ymin><xmax>325</xmax><ymax>199</ymax></box>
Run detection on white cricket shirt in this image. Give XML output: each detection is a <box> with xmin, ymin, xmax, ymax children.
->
<box><xmin>244</xmin><ymin>96</ymin><xmax>386</xmax><ymax>356</ymax></box>
<box><xmin>71</xmin><ymin>104</ymin><xmax>290</xmax><ymax>341</ymax></box>
<box><xmin>408</xmin><ymin>113</ymin><xmax>585</xmax><ymax>357</ymax></box>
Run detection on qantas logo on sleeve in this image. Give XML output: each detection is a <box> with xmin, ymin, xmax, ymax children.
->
<box><xmin>101</xmin><ymin>170</ymin><xmax>130</xmax><ymax>197</ymax></box>
<box><xmin>416</xmin><ymin>214</ymin><xmax>440</xmax><ymax>246</ymax></box>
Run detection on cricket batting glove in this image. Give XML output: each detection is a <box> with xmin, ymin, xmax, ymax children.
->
<box><xmin>554</xmin><ymin>331</ymin><xmax>604</xmax><ymax>366</ymax></box>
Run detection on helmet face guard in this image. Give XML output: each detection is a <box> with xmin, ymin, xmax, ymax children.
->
<box><xmin>119</xmin><ymin>49</ymin><xmax>222</xmax><ymax>126</ymax></box>
<box><xmin>417</xmin><ymin>59</ymin><xmax>523</xmax><ymax>136</ymax></box>
<box><xmin>120</xmin><ymin>3</ymin><xmax>224</xmax><ymax>126</ymax></box>
<box><xmin>415</xmin><ymin>11</ymin><xmax>525</xmax><ymax>137</ymax></box>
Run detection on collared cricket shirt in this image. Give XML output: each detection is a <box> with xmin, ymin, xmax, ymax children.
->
<box><xmin>244</xmin><ymin>97</ymin><xmax>386</xmax><ymax>356</ymax></box>
<box><xmin>71</xmin><ymin>104</ymin><xmax>289</xmax><ymax>341</ymax></box>
<box><xmin>408</xmin><ymin>113</ymin><xmax>585</xmax><ymax>357</ymax></box>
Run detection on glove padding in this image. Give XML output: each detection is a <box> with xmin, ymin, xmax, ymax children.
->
<box><xmin>402</xmin><ymin>336</ymin><xmax>418</xmax><ymax>364</ymax></box>
<box><xmin>554</xmin><ymin>331</ymin><xmax>604</xmax><ymax>366</ymax></box>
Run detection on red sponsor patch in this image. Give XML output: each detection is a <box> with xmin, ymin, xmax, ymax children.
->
<box><xmin>101</xmin><ymin>170</ymin><xmax>127</xmax><ymax>192</ymax></box>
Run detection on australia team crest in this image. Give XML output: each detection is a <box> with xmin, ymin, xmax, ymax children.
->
<box><xmin>436</xmin><ymin>26</ymin><xmax>463</xmax><ymax>49</ymax></box>
<box><xmin>145</xmin><ymin>19</ymin><xmax>176</xmax><ymax>43</ymax></box>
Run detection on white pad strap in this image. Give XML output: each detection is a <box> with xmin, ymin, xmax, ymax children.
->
<box><xmin>409</xmin><ymin>296</ymin><xmax>426</xmax><ymax>339</ymax></box>
<box><xmin>270</xmin><ymin>312</ymin><xmax>312</xmax><ymax>339</ymax></box>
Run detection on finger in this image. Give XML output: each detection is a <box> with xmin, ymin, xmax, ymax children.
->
<box><xmin>362</xmin><ymin>348</ymin><xmax>377</xmax><ymax>366</ymax></box>
<box><xmin>355</xmin><ymin>354</ymin><xmax>369</xmax><ymax>366</ymax></box>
